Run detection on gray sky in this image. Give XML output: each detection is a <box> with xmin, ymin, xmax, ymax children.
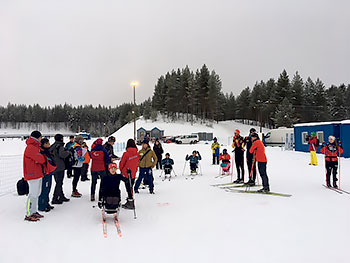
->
<box><xmin>0</xmin><ymin>0</ymin><xmax>349</xmax><ymax>106</ymax></box>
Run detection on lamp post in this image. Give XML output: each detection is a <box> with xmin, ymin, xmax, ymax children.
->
<box><xmin>131</xmin><ymin>81</ymin><xmax>138</xmax><ymax>141</ymax></box>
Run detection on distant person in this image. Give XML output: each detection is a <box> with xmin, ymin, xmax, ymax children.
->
<box><xmin>153</xmin><ymin>139</ymin><xmax>164</xmax><ymax>169</ymax></box>
<box><xmin>71</xmin><ymin>135</ymin><xmax>87</xmax><ymax>197</ymax></box>
<box><xmin>50</xmin><ymin>134</ymin><xmax>71</xmax><ymax>204</ymax></box>
<box><xmin>244</xmin><ymin>128</ymin><xmax>258</xmax><ymax>186</ymax></box>
<box><xmin>321</xmin><ymin>136</ymin><xmax>343</xmax><ymax>188</ymax></box>
<box><xmin>38</xmin><ymin>138</ymin><xmax>56</xmax><ymax>212</ymax></box>
<box><xmin>219</xmin><ymin>149</ymin><xmax>231</xmax><ymax>175</ymax></box>
<box><xmin>211</xmin><ymin>137</ymin><xmax>220</xmax><ymax>165</ymax></box>
<box><xmin>185</xmin><ymin>151</ymin><xmax>202</xmax><ymax>174</ymax></box>
<box><xmin>250</xmin><ymin>133</ymin><xmax>270</xmax><ymax>193</ymax></box>
<box><xmin>306</xmin><ymin>132</ymin><xmax>319</xmax><ymax>166</ymax></box>
<box><xmin>232</xmin><ymin>129</ymin><xmax>245</xmax><ymax>183</ymax></box>
<box><xmin>65</xmin><ymin>135</ymin><xmax>75</xmax><ymax>178</ymax></box>
<box><xmin>161</xmin><ymin>153</ymin><xmax>174</xmax><ymax>177</ymax></box>
<box><xmin>23</xmin><ymin>131</ymin><xmax>46</xmax><ymax>222</ymax></box>
<box><xmin>119</xmin><ymin>139</ymin><xmax>140</xmax><ymax>209</ymax></box>
<box><xmin>90</xmin><ymin>138</ymin><xmax>109</xmax><ymax>201</ymax></box>
<box><xmin>104</xmin><ymin>136</ymin><xmax>119</xmax><ymax>166</ymax></box>
<box><xmin>134</xmin><ymin>139</ymin><xmax>157</xmax><ymax>194</ymax></box>
<box><xmin>81</xmin><ymin>142</ymin><xmax>91</xmax><ymax>181</ymax></box>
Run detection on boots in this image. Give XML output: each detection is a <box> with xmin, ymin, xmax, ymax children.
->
<box><xmin>245</xmin><ymin>179</ymin><xmax>255</xmax><ymax>186</ymax></box>
<box><xmin>257</xmin><ymin>187</ymin><xmax>270</xmax><ymax>193</ymax></box>
<box><xmin>71</xmin><ymin>191</ymin><xmax>82</xmax><ymax>198</ymax></box>
<box><xmin>233</xmin><ymin>178</ymin><xmax>241</xmax><ymax>183</ymax></box>
<box><xmin>91</xmin><ymin>195</ymin><xmax>95</xmax><ymax>202</ymax></box>
<box><xmin>122</xmin><ymin>199</ymin><xmax>135</xmax><ymax>210</ymax></box>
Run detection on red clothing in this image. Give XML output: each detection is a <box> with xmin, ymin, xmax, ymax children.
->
<box><xmin>249</xmin><ymin>139</ymin><xmax>267</xmax><ymax>162</ymax></box>
<box><xmin>119</xmin><ymin>147</ymin><xmax>140</xmax><ymax>179</ymax></box>
<box><xmin>321</xmin><ymin>143</ymin><xmax>343</xmax><ymax>162</ymax></box>
<box><xmin>91</xmin><ymin>146</ymin><xmax>107</xmax><ymax>172</ymax></box>
<box><xmin>219</xmin><ymin>154</ymin><xmax>231</xmax><ymax>162</ymax></box>
<box><xmin>43</xmin><ymin>157</ymin><xmax>56</xmax><ymax>175</ymax></box>
<box><xmin>23</xmin><ymin>137</ymin><xmax>46</xmax><ymax>181</ymax></box>
<box><xmin>308</xmin><ymin>137</ymin><xmax>319</xmax><ymax>152</ymax></box>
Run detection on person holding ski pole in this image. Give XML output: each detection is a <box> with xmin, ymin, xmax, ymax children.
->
<box><xmin>161</xmin><ymin>153</ymin><xmax>175</xmax><ymax>178</ymax></box>
<box><xmin>306</xmin><ymin>132</ymin><xmax>319</xmax><ymax>166</ymax></box>
<box><xmin>185</xmin><ymin>151</ymin><xmax>202</xmax><ymax>174</ymax></box>
<box><xmin>321</xmin><ymin>136</ymin><xmax>343</xmax><ymax>188</ymax></box>
<box><xmin>250</xmin><ymin>133</ymin><xmax>270</xmax><ymax>193</ymax></box>
<box><xmin>211</xmin><ymin>137</ymin><xmax>220</xmax><ymax>165</ymax></box>
<box><xmin>219</xmin><ymin>149</ymin><xmax>231</xmax><ymax>175</ymax></box>
<box><xmin>244</xmin><ymin>128</ymin><xmax>257</xmax><ymax>186</ymax></box>
<box><xmin>232</xmin><ymin>129</ymin><xmax>245</xmax><ymax>183</ymax></box>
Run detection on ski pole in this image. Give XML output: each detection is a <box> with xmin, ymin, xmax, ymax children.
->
<box><xmin>338</xmin><ymin>150</ymin><xmax>341</xmax><ymax>189</ymax></box>
<box><xmin>127</xmin><ymin>169</ymin><xmax>137</xmax><ymax>219</ymax></box>
<box><xmin>182</xmin><ymin>161</ymin><xmax>187</xmax><ymax>176</ymax></box>
<box><xmin>159</xmin><ymin>170</ymin><xmax>163</xmax><ymax>178</ymax></box>
<box><xmin>199</xmin><ymin>162</ymin><xmax>203</xmax><ymax>176</ymax></box>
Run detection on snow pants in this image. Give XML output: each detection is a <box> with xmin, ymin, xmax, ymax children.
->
<box><xmin>258</xmin><ymin>162</ymin><xmax>269</xmax><ymax>188</ymax></box>
<box><xmin>156</xmin><ymin>154</ymin><xmax>162</xmax><ymax>169</ymax></box>
<box><xmin>247</xmin><ymin>154</ymin><xmax>257</xmax><ymax>182</ymax></box>
<box><xmin>26</xmin><ymin>178</ymin><xmax>42</xmax><ymax>217</ymax></box>
<box><xmin>213</xmin><ymin>154</ymin><xmax>219</xmax><ymax>165</ymax></box>
<box><xmin>91</xmin><ymin>170</ymin><xmax>106</xmax><ymax>196</ymax></box>
<box><xmin>135</xmin><ymin>168</ymin><xmax>154</xmax><ymax>193</ymax></box>
<box><xmin>72</xmin><ymin>167</ymin><xmax>82</xmax><ymax>192</ymax></box>
<box><xmin>81</xmin><ymin>163</ymin><xmax>89</xmax><ymax>180</ymax></box>
<box><xmin>235</xmin><ymin>151</ymin><xmax>245</xmax><ymax>180</ymax></box>
<box><xmin>38</xmin><ymin>173</ymin><xmax>53</xmax><ymax>211</ymax></box>
<box><xmin>310</xmin><ymin>151</ymin><xmax>318</xmax><ymax>165</ymax></box>
<box><xmin>190</xmin><ymin>163</ymin><xmax>198</xmax><ymax>173</ymax></box>
<box><xmin>326</xmin><ymin>161</ymin><xmax>338</xmax><ymax>185</ymax></box>
<box><xmin>123</xmin><ymin>177</ymin><xmax>135</xmax><ymax>199</ymax></box>
<box><xmin>221</xmin><ymin>162</ymin><xmax>231</xmax><ymax>172</ymax></box>
<box><xmin>164</xmin><ymin>164</ymin><xmax>173</xmax><ymax>175</ymax></box>
<box><xmin>53</xmin><ymin>170</ymin><xmax>65</xmax><ymax>202</ymax></box>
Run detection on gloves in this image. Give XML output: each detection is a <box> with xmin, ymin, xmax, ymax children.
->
<box><xmin>78</xmin><ymin>156</ymin><xmax>85</xmax><ymax>162</ymax></box>
<box><xmin>98</xmin><ymin>201</ymin><xmax>103</xmax><ymax>209</ymax></box>
<box><xmin>322</xmin><ymin>141</ymin><xmax>327</xmax><ymax>147</ymax></box>
<box><xmin>185</xmin><ymin>154</ymin><xmax>188</xmax><ymax>159</ymax></box>
<box><xmin>338</xmin><ymin>141</ymin><xmax>342</xmax><ymax>147</ymax></box>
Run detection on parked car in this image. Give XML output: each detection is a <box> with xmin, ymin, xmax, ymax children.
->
<box><xmin>175</xmin><ymin>134</ymin><xmax>199</xmax><ymax>144</ymax></box>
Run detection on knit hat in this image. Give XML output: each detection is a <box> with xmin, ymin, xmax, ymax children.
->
<box><xmin>108</xmin><ymin>163</ymin><xmax>118</xmax><ymax>170</ymax></box>
<box><xmin>54</xmin><ymin>134</ymin><xmax>64</xmax><ymax>142</ymax></box>
<box><xmin>95</xmin><ymin>138</ymin><xmax>103</xmax><ymax>145</ymax></box>
<box><xmin>143</xmin><ymin>139</ymin><xmax>149</xmax><ymax>145</ymax></box>
<box><xmin>30</xmin><ymin>130</ymin><xmax>42</xmax><ymax>139</ymax></box>
<box><xmin>235</xmin><ymin>129</ymin><xmax>240</xmax><ymax>134</ymax></box>
<box><xmin>311</xmin><ymin>132</ymin><xmax>316</xmax><ymax>136</ymax></box>
<box><xmin>108</xmin><ymin>136</ymin><xmax>116</xmax><ymax>142</ymax></box>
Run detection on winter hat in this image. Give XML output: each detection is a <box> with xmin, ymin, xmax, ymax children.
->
<box><xmin>235</xmin><ymin>129</ymin><xmax>240</xmax><ymax>134</ymax></box>
<box><xmin>30</xmin><ymin>130</ymin><xmax>42</xmax><ymax>139</ymax></box>
<box><xmin>108</xmin><ymin>163</ymin><xmax>118</xmax><ymax>170</ymax></box>
<box><xmin>213</xmin><ymin>137</ymin><xmax>217</xmax><ymax>141</ymax></box>
<box><xmin>165</xmin><ymin>153</ymin><xmax>170</xmax><ymax>157</ymax></box>
<box><xmin>311</xmin><ymin>132</ymin><xmax>316</xmax><ymax>136</ymax></box>
<box><xmin>108</xmin><ymin>136</ymin><xmax>116</xmax><ymax>143</ymax></box>
<box><xmin>95</xmin><ymin>138</ymin><xmax>103</xmax><ymax>145</ymax></box>
<box><xmin>54</xmin><ymin>133</ymin><xmax>64</xmax><ymax>142</ymax></box>
<box><xmin>251</xmin><ymin>133</ymin><xmax>259</xmax><ymax>139</ymax></box>
<box><xmin>75</xmin><ymin>135</ymin><xmax>84</xmax><ymax>145</ymax></box>
<box><xmin>328</xmin><ymin>135</ymin><xmax>336</xmax><ymax>141</ymax></box>
<box><xmin>250</xmin><ymin>128</ymin><xmax>256</xmax><ymax>133</ymax></box>
<box><xmin>143</xmin><ymin>138</ymin><xmax>149</xmax><ymax>145</ymax></box>
<box><xmin>223</xmin><ymin>149</ymin><xmax>227</xmax><ymax>154</ymax></box>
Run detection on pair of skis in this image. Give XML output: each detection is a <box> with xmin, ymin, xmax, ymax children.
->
<box><xmin>322</xmin><ymin>184</ymin><xmax>350</xmax><ymax>195</ymax></box>
<box><xmin>102</xmin><ymin>208</ymin><xmax>122</xmax><ymax>238</ymax></box>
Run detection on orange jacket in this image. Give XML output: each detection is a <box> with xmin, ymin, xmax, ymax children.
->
<box><xmin>219</xmin><ymin>153</ymin><xmax>231</xmax><ymax>163</ymax></box>
<box><xmin>249</xmin><ymin>139</ymin><xmax>267</xmax><ymax>163</ymax></box>
<box><xmin>83</xmin><ymin>146</ymin><xmax>91</xmax><ymax>164</ymax></box>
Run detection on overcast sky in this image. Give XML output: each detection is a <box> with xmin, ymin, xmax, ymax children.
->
<box><xmin>0</xmin><ymin>0</ymin><xmax>349</xmax><ymax>106</ymax></box>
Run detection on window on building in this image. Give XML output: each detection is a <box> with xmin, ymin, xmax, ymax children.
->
<box><xmin>317</xmin><ymin>131</ymin><xmax>324</xmax><ymax>144</ymax></box>
<box><xmin>302</xmin><ymin>132</ymin><xmax>308</xmax><ymax>145</ymax></box>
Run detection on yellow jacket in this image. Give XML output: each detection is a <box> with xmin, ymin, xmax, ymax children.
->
<box><xmin>211</xmin><ymin>142</ymin><xmax>220</xmax><ymax>154</ymax></box>
<box><xmin>138</xmin><ymin>147</ymin><xmax>158</xmax><ymax>169</ymax></box>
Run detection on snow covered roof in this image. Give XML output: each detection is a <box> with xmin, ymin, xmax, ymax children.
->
<box><xmin>294</xmin><ymin>120</ymin><xmax>350</xmax><ymax>127</ymax></box>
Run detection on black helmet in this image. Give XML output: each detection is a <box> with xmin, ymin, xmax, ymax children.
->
<box><xmin>223</xmin><ymin>149</ymin><xmax>227</xmax><ymax>154</ymax></box>
<box><xmin>250</xmin><ymin>128</ymin><xmax>256</xmax><ymax>133</ymax></box>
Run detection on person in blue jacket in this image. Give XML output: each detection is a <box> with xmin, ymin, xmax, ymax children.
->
<box><xmin>161</xmin><ymin>153</ymin><xmax>174</xmax><ymax>176</ymax></box>
<box><xmin>185</xmin><ymin>151</ymin><xmax>202</xmax><ymax>174</ymax></box>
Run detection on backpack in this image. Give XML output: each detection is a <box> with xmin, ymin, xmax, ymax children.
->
<box><xmin>16</xmin><ymin>178</ymin><xmax>29</xmax><ymax>196</ymax></box>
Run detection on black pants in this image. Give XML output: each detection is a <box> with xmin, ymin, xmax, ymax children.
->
<box><xmin>66</xmin><ymin>166</ymin><xmax>73</xmax><ymax>178</ymax></box>
<box><xmin>247</xmin><ymin>156</ymin><xmax>257</xmax><ymax>182</ymax></box>
<box><xmin>156</xmin><ymin>155</ymin><xmax>162</xmax><ymax>169</ymax></box>
<box><xmin>91</xmin><ymin>170</ymin><xmax>106</xmax><ymax>196</ymax></box>
<box><xmin>258</xmin><ymin>162</ymin><xmax>269</xmax><ymax>188</ymax></box>
<box><xmin>235</xmin><ymin>152</ymin><xmax>244</xmax><ymax>180</ymax></box>
<box><xmin>164</xmin><ymin>164</ymin><xmax>173</xmax><ymax>175</ymax></box>
<box><xmin>123</xmin><ymin>177</ymin><xmax>135</xmax><ymax>199</ymax></box>
<box><xmin>72</xmin><ymin>167</ymin><xmax>82</xmax><ymax>192</ymax></box>
<box><xmin>213</xmin><ymin>154</ymin><xmax>219</xmax><ymax>165</ymax></box>
<box><xmin>190</xmin><ymin>163</ymin><xmax>198</xmax><ymax>172</ymax></box>
<box><xmin>326</xmin><ymin>161</ymin><xmax>338</xmax><ymax>184</ymax></box>
<box><xmin>81</xmin><ymin>163</ymin><xmax>89</xmax><ymax>180</ymax></box>
<box><xmin>53</xmin><ymin>170</ymin><xmax>65</xmax><ymax>201</ymax></box>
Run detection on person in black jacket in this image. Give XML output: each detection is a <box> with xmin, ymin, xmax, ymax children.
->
<box><xmin>232</xmin><ymin>129</ymin><xmax>245</xmax><ymax>183</ymax></box>
<box><xmin>98</xmin><ymin>163</ymin><xmax>123</xmax><ymax>212</ymax></box>
<box><xmin>104</xmin><ymin>136</ymin><xmax>119</xmax><ymax>167</ymax></box>
<box><xmin>244</xmin><ymin>128</ymin><xmax>257</xmax><ymax>186</ymax></box>
<box><xmin>153</xmin><ymin>139</ymin><xmax>164</xmax><ymax>169</ymax></box>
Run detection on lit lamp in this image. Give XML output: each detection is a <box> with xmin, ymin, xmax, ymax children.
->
<box><xmin>131</xmin><ymin>81</ymin><xmax>138</xmax><ymax>141</ymax></box>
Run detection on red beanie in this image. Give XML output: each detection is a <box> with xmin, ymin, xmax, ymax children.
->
<box><xmin>95</xmin><ymin>138</ymin><xmax>103</xmax><ymax>145</ymax></box>
<box><xmin>108</xmin><ymin>163</ymin><xmax>118</xmax><ymax>169</ymax></box>
<box><xmin>235</xmin><ymin>129</ymin><xmax>240</xmax><ymax>134</ymax></box>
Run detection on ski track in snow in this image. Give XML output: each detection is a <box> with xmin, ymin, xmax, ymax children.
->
<box><xmin>0</xmin><ymin>124</ymin><xmax>349</xmax><ymax>263</ymax></box>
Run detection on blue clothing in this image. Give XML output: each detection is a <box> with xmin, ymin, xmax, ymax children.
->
<box><xmin>185</xmin><ymin>153</ymin><xmax>201</xmax><ymax>164</ymax></box>
<box><xmin>134</xmin><ymin>168</ymin><xmax>154</xmax><ymax>192</ymax></box>
<box><xmin>161</xmin><ymin>158</ymin><xmax>174</xmax><ymax>166</ymax></box>
<box><xmin>38</xmin><ymin>173</ymin><xmax>53</xmax><ymax>211</ymax></box>
<box><xmin>65</xmin><ymin>141</ymin><xmax>75</xmax><ymax>150</ymax></box>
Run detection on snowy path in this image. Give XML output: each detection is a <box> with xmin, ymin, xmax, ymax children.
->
<box><xmin>1</xmin><ymin>144</ymin><xmax>349</xmax><ymax>263</ymax></box>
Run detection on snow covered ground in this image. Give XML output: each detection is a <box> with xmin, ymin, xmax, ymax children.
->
<box><xmin>0</xmin><ymin>121</ymin><xmax>349</xmax><ymax>263</ymax></box>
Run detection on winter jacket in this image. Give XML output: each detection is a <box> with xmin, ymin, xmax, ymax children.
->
<box><xmin>83</xmin><ymin>146</ymin><xmax>91</xmax><ymax>164</ymax></box>
<box><xmin>321</xmin><ymin>142</ymin><xmax>343</xmax><ymax>162</ymax></box>
<box><xmin>104</xmin><ymin>143</ymin><xmax>118</xmax><ymax>163</ymax></box>
<box><xmin>232</xmin><ymin>135</ymin><xmax>245</xmax><ymax>151</ymax></box>
<box><xmin>91</xmin><ymin>144</ymin><xmax>109</xmax><ymax>172</ymax></box>
<box><xmin>99</xmin><ymin>172</ymin><xmax>123</xmax><ymax>201</ymax></box>
<box><xmin>185</xmin><ymin>153</ymin><xmax>201</xmax><ymax>164</ymax></box>
<box><xmin>64</xmin><ymin>141</ymin><xmax>75</xmax><ymax>150</ymax></box>
<box><xmin>72</xmin><ymin>143</ymin><xmax>87</xmax><ymax>168</ymax></box>
<box><xmin>244</xmin><ymin>136</ymin><xmax>254</xmax><ymax>158</ymax></box>
<box><xmin>219</xmin><ymin>153</ymin><xmax>231</xmax><ymax>163</ymax></box>
<box><xmin>249</xmin><ymin>139</ymin><xmax>267</xmax><ymax>163</ymax></box>
<box><xmin>41</xmin><ymin>147</ymin><xmax>57</xmax><ymax>175</ymax></box>
<box><xmin>211</xmin><ymin>142</ymin><xmax>220</xmax><ymax>155</ymax></box>
<box><xmin>307</xmin><ymin>136</ymin><xmax>319</xmax><ymax>152</ymax></box>
<box><xmin>119</xmin><ymin>147</ymin><xmax>140</xmax><ymax>179</ymax></box>
<box><xmin>161</xmin><ymin>158</ymin><xmax>174</xmax><ymax>166</ymax></box>
<box><xmin>153</xmin><ymin>143</ymin><xmax>164</xmax><ymax>157</ymax></box>
<box><xmin>23</xmin><ymin>137</ymin><xmax>46</xmax><ymax>181</ymax></box>
<box><xmin>138</xmin><ymin>147</ymin><xmax>157</xmax><ymax>169</ymax></box>
<box><xmin>50</xmin><ymin>141</ymin><xmax>71</xmax><ymax>172</ymax></box>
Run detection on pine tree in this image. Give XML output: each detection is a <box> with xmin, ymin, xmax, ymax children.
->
<box><xmin>275</xmin><ymin>69</ymin><xmax>291</xmax><ymax>103</ymax></box>
<box><xmin>273</xmin><ymin>97</ymin><xmax>297</xmax><ymax>127</ymax></box>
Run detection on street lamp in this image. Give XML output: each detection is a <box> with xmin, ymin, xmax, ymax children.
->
<box><xmin>131</xmin><ymin>81</ymin><xmax>138</xmax><ymax>141</ymax></box>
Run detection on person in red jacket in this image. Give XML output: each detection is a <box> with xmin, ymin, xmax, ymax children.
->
<box><xmin>306</xmin><ymin>132</ymin><xmax>319</xmax><ymax>166</ymax></box>
<box><xmin>219</xmin><ymin>149</ymin><xmax>231</xmax><ymax>175</ymax></box>
<box><xmin>23</xmin><ymin>131</ymin><xmax>46</xmax><ymax>222</ymax></box>
<box><xmin>250</xmin><ymin>133</ymin><xmax>270</xmax><ymax>193</ymax></box>
<box><xmin>321</xmin><ymin>136</ymin><xmax>343</xmax><ymax>188</ymax></box>
<box><xmin>90</xmin><ymin>138</ymin><xmax>110</xmax><ymax>201</ymax></box>
<box><xmin>119</xmin><ymin>139</ymin><xmax>140</xmax><ymax>210</ymax></box>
